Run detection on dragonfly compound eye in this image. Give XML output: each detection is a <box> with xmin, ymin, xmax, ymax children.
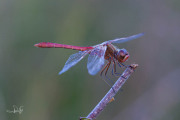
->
<box><xmin>117</xmin><ymin>49</ymin><xmax>129</xmax><ymax>62</ymax></box>
<box><xmin>119</xmin><ymin>49</ymin><xmax>127</xmax><ymax>57</ymax></box>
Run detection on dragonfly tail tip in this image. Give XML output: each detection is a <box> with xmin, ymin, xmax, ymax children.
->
<box><xmin>34</xmin><ymin>43</ymin><xmax>39</xmax><ymax>47</ymax></box>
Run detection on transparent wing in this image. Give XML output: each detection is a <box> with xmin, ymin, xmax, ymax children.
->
<box><xmin>110</xmin><ymin>33</ymin><xmax>144</xmax><ymax>44</ymax></box>
<box><xmin>87</xmin><ymin>46</ymin><xmax>107</xmax><ymax>75</ymax></box>
<box><xmin>59</xmin><ymin>50</ymin><xmax>90</xmax><ymax>75</ymax></box>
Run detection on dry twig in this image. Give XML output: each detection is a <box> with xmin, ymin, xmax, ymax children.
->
<box><xmin>80</xmin><ymin>64</ymin><xmax>138</xmax><ymax>120</ymax></box>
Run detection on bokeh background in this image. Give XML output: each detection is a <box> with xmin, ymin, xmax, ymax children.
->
<box><xmin>1</xmin><ymin>0</ymin><xmax>180</xmax><ymax>120</ymax></box>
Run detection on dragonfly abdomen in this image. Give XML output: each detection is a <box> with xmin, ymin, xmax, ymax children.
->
<box><xmin>34</xmin><ymin>42</ymin><xmax>93</xmax><ymax>51</ymax></box>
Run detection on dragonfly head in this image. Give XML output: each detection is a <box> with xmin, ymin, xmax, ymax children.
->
<box><xmin>117</xmin><ymin>49</ymin><xmax>129</xmax><ymax>63</ymax></box>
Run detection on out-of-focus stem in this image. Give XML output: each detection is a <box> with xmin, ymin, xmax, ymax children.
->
<box><xmin>80</xmin><ymin>64</ymin><xmax>138</xmax><ymax>120</ymax></box>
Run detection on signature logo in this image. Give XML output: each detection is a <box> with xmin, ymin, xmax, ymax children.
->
<box><xmin>6</xmin><ymin>105</ymin><xmax>24</xmax><ymax>114</ymax></box>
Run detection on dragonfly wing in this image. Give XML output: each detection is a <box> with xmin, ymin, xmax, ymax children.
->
<box><xmin>87</xmin><ymin>46</ymin><xmax>107</xmax><ymax>75</ymax></box>
<box><xmin>59</xmin><ymin>50</ymin><xmax>90</xmax><ymax>75</ymax></box>
<box><xmin>110</xmin><ymin>33</ymin><xmax>144</xmax><ymax>44</ymax></box>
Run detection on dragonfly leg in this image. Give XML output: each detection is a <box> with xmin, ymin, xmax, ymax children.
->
<box><xmin>111</xmin><ymin>60</ymin><xmax>122</xmax><ymax>77</ymax></box>
<box><xmin>120</xmin><ymin>62</ymin><xmax>129</xmax><ymax>68</ymax></box>
<box><xmin>100</xmin><ymin>60</ymin><xmax>113</xmax><ymax>84</ymax></box>
<box><xmin>118</xmin><ymin>62</ymin><xmax>129</xmax><ymax>79</ymax></box>
<box><xmin>100</xmin><ymin>60</ymin><xmax>116</xmax><ymax>93</ymax></box>
<box><xmin>100</xmin><ymin>62</ymin><xmax>109</xmax><ymax>76</ymax></box>
<box><xmin>105</xmin><ymin>61</ymin><xmax>117</xmax><ymax>93</ymax></box>
<box><xmin>104</xmin><ymin>60</ymin><xmax>111</xmax><ymax>76</ymax></box>
<box><xmin>117</xmin><ymin>61</ymin><xmax>122</xmax><ymax>68</ymax></box>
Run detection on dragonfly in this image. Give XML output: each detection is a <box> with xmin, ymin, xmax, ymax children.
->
<box><xmin>34</xmin><ymin>33</ymin><xmax>143</xmax><ymax>76</ymax></box>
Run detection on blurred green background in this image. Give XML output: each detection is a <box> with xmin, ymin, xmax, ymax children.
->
<box><xmin>1</xmin><ymin>0</ymin><xmax>180</xmax><ymax>120</ymax></box>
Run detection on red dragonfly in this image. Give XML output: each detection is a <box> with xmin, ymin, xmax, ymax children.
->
<box><xmin>34</xmin><ymin>33</ymin><xmax>143</xmax><ymax>75</ymax></box>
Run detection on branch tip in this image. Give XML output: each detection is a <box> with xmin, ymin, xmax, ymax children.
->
<box><xmin>129</xmin><ymin>64</ymin><xmax>138</xmax><ymax>70</ymax></box>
